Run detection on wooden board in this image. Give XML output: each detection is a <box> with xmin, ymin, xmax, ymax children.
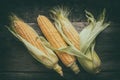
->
<box><xmin>0</xmin><ymin>22</ymin><xmax>120</xmax><ymax>80</ymax></box>
<box><xmin>0</xmin><ymin>0</ymin><xmax>120</xmax><ymax>79</ymax></box>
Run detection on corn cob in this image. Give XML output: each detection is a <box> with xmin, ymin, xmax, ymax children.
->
<box><xmin>51</xmin><ymin>7</ymin><xmax>109</xmax><ymax>74</ymax></box>
<box><xmin>37</xmin><ymin>15</ymin><xmax>80</xmax><ymax>73</ymax></box>
<box><xmin>51</xmin><ymin>8</ymin><xmax>80</xmax><ymax>50</ymax></box>
<box><xmin>9</xmin><ymin>15</ymin><xmax>63</xmax><ymax>76</ymax></box>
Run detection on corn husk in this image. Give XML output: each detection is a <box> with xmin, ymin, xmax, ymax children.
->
<box><xmin>51</xmin><ymin>7</ymin><xmax>110</xmax><ymax>74</ymax></box>
<box><xmin>80</xmin><ymin>10</ymin><xmax>110</xmax><ymax>53</ymax></box>
<box><xmin>7</xmin><ymin>16</ymin><xmax>63</xmax><ymax>76</ymax></box>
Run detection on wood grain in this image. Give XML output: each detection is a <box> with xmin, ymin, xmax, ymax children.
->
<box><xmin>0</xmin><ymin>22</ymin><xmax>120</xmax><ymax>80</ymax></box>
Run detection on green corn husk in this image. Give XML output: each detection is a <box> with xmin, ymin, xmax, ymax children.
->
<box><xmin>80</xmin><ymin>10</ymin><xmax>110</xmax><ymax>53</ymax></box>
<box><xmin>50</xmin><ymin>7</ymin><xmax>110</xmax><ymax>74</ymax></box>
<box><xmin>7</xmin><ymin>15</ymin><xmax>63</xmax><ymax>76</ymax></box>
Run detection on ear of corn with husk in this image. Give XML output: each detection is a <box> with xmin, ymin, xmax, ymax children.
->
<box><xmin>37</xmin><ymin>15</ymin><xmax>80</xmax><ymax>74</ymax></box>
<box><xmin>51</xmin><ymin>7</ymin><xmax>110</xmax><ymax>74</ymax></box>
<box><xmin>7</xmin><ymin>15</ymin><xmax>63</xmax><ymax>76</ymax></box>
<box><xmin>51</xmin><ymin>7</ymin><xmax>80</xmax><ymax>50</ymax></box>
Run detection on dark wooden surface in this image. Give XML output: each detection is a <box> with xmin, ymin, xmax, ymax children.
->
<box><xmin>0</xmin><ymin>0</ymin><xmax>120</xmax><ymax>80</ymax></box>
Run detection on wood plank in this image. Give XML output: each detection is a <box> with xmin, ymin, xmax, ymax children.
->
<box><xmin>0</xmin><ymin>23</ymin><xmax>120</xmax><ymax>80</ymax></box>
<box><xmin>0</xmin><ymin>72</ymin><xmax>120</xmax><ymax>80</ymax></box>
<box><xmin>0</xmin><ymin>72</ymin><xmax>62</xmax><ymax>80</ymax></box>
<box><xmin>0</xmin><ymin>42</ymin><xmax>120</xmax><ymax>72</ymax></box>
<box><xmin>0</xmin><ymin>22</ymin><xmax>120</xmax><ymax>72</ymax></box>
<box><xmin>0</xmin><ymin>1</ymin><xmax>120</xmax><ymax>80</ymax></box>
<box><xmin>95</xmin><ymin>45</ymin><xmax>120</xmax><ymax>55</ymax></box>
<box><xmin>28</xmin><ymin>22</ymin><xmax>120</xmax><ymax>46</ymax></box>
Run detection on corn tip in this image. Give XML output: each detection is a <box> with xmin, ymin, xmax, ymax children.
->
<box><xmin>53</xmin><ymin>64</ymin><xmax>63</xmax><ymax>76</ymax></box>
<box><xmin>70</xmin><ymin>62</ymin><xmax>80</xmax><ymax>74</ymax></box>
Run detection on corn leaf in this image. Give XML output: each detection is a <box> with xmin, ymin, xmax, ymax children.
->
<box><xmin>79</xmin><ymin>10</ymin><xmax>110</xmax><ymax>53</ymax></box>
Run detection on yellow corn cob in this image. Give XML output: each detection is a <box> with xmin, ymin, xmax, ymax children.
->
<box><xmin>10</xmin><ymin>15</ymin><xmax>63</xmax><ymax>76</ymax></box>
<box><xmin>51</xmin><ymin>8</ymin><xmax>80</xmax><ymax>50</ymax></box>
<box><xmin>37</xmin><ymin>15</ymin><xmax>80</xmax><ymax>73</ymax></box>
<box><xmin>51</xmin><ymin>8</ymin><xmax>107</xmax><ymax>74</ymax></box>
<box><xmin>62</xmin><ymin>21</ymin><xmax>80</xmax><ymax>50</ymax></box>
